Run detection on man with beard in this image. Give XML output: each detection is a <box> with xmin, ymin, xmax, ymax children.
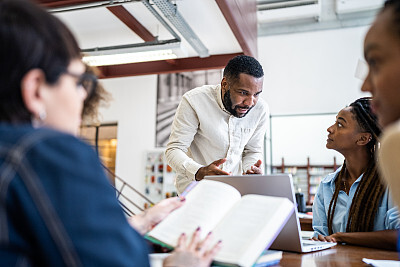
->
<box><xmin>166</xmin><ymin>55</ymin><xmax>268</xmax><ymax>194</ymax></box>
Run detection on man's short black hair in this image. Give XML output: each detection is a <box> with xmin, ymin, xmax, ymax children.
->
<box><xmin>223</xmin><ymin>55</ymin><xmax>264</xmax><ymax>83</ymax></box>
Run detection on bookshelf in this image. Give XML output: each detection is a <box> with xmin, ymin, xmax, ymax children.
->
<box><xmin>273</xmin><ymin>157</ymin><xmax>337</xmax><ymax>205</ymax></box>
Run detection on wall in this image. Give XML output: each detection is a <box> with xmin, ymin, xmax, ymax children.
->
<box><xmin>98</xmin><ymin>75</ymin><xmax>158</xmax><ymax>206</ymax></box>
<box><xmin>96</xmin><ymin>25</ymin><xmax>373</xmax><ymax>201</ymax></box>
<box><xmin>258</xmin><ymin>26</ymin><xmax>371</xmax><ymax>166</ymax></box>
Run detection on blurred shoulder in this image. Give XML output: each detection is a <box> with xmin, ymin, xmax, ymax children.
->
<box><xmin>0</xmin><ymin>124</ymin><xmax>96</xmax><ymax>162</ymax></box>
<box><xmin>381</xmin><ymin>120</ymin><xmax>400</xmax><ymax>152</ymax></box>
<box><xmin>183</xmin><ymin>84</ymin><xmax>218</xmax><ymax>98</ymax></box>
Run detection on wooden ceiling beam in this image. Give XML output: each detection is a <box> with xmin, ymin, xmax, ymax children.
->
<box><xmin>36</xmin><ymin>0</ymin><xmax>105</xmax><ymax>8</ymax></box>
<box><xmin>107</xmin><ymin>5</ymin><xmax>156</xmax><ymax>42</ymax></box>
<box><xmin>97</xmin><ymin>53</ymin><xmax>243</xmax><ymax>79</ymax></box>
<box><xmin>215</xmin><ymin>0</ymin><xmax>258</xmax><ymax>58</ymax></box>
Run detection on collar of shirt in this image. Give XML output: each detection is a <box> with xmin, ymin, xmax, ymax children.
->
<box><xmin>321</xmin><ymin>165</ymin><xmax>364</xmax><ymax>192</ymax></box>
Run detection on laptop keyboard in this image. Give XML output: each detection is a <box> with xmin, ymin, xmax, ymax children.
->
<box><xmin>302</xmin><ymin>239</ymin><xmax>329</xmax><ymax>245</ymax></box>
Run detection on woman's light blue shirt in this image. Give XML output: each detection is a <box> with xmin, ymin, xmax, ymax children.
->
<box><xmin>312</xmin><ymin>166</ymin><xmax>400</xmax><ymax>237</ymax></box>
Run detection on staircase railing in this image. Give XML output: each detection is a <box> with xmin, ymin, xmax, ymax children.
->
<box><xmin>101</xmin><ymin>163</ymin><xmax>154</xmax><ymax>216</ymax></box>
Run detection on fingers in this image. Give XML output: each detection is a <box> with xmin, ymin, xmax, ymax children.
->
<box><xmin>159</xmin><ymin>196</ymin><xmax>186</xmax><ymax>211</ymax></box>
<box><xmin>254</xmin><ymin>159</ymin><xmax>262</xmax><ymax>167</ymax></box>
<box><xmin>244</xmin><ymin>160</ymin><xmax>263</xmax><ymax>175</ymax></box>
<box><xmin>316</xmin><ymin>234</ymin><xmax>335</xmax><ymax>242</ymax></box>
<box><xmin>199</xmin><ymin>233</ymin><xmax>222</xmax><ymax>266</ymax></box>
<box><xmin>324</xmin><ymin>235</ymin><xmax>335</xmax><ymax>242</ymax></box>
<box><xmin>188</xmin><ymin>228</ymin><xmax>222</xmax><ymax>262</ymax></box>
<box><xmin>196</xmin><ymin>231</ymin><xmax>213</xmax><ymax>254</ymax></box>
<box><xmin>212</xmin><ymin>158</ymin><xmax>227</xmax><ymax>167</ymax></box>
<box><xmin>317</xmin><ymin>234</ymin><xmax>327</xmax><ymax>242</ymax></box>
<box><xmin>188</xmin><ymin>227</ymin><xmax>202</xmax><ymax>251</ymax></box>
<box><xmin>204</xmin><ymin>240</ymin><xmax>222</xmax><ymax>259</ymax></box>
<box><xmin>245</xmin><ymin>166</ymin><xmax>261</xmax><ymax>175</ymax></box>
<box><xmin>196</xmin><ymin>159</ymin><xmax>229</xmax><ymax>181</ymax></box>
<box><xmin>175</xmin><ymin>233</ymin><xmax>187</xmax><ymax>251</ymax></box>
<box><xmin>146</xmin><ymin>197</ymin><xmax>186</xmax><ymax>228</ymax></box>
<box><xmin>177</xmin><ymin>228</ymin><xmax>220</xmax><ymax>254</ymax></box>
<box><xmin>168</xmin><ymin>230</ymin><xmax>222</xmax><ymax>267</ymax></box>
<box><xmin>214</xmin><ymin>168</ymin><xmax>230</xmax><ymax>175</ymax></box>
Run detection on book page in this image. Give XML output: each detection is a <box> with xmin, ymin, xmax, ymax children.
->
<box><xmin>147</xmin><ymin>180</ymin><xmax>241</xmax><ymax>247</ymax></box>
<box><xmin>212</xmin><ymin>195</ymin><xmax>293</xmax><ymax>267</ymax></box>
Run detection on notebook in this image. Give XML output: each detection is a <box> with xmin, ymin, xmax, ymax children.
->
<box><xmin>204</xmin><ymin>174</ymin><xmax>337</xmax><ymax>253</ymax></box>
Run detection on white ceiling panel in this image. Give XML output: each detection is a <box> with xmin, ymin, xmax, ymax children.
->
<box><xmin>54</xmin><ymin>0</ymin><xmax>242</xmax><ymax>58</ymax></box>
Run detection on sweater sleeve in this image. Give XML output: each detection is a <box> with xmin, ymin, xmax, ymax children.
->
<box><xmin>165</xmin><ymin>95</ymin><xmax>203</xmax><ymax>186</ymax></box>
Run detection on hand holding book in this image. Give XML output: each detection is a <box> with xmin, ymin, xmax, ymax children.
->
<box><xmin>163</xmin><ymin>227</ymin><xmax>222</xmax><ymax>267</ymax></box>
<box><xmin>146</xmin><ymin>180</ymin><xmax>294</xmax><ymax>267</ymax></box>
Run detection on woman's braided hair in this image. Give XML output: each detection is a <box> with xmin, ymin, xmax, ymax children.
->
<box><xmin>327</xmin><ymin>97</ymin><xmax>384</xmax><ymax>234</ymax></box>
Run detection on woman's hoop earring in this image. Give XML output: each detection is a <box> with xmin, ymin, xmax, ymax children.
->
<box><xmin>39</xmin><ymin>110</ymin><xmax>47</xmax><ymax>121</ymax></box>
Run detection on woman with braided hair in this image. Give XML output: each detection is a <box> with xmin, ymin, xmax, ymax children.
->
<box><xmin>311</xmin><ymin>97</ymin><xmax>400</xmax><ymax>250</ymax></box>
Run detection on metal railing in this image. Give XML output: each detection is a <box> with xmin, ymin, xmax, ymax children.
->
<box><xmin>101</xmin><ymin>163</ymin><xmax>154</xmax><ymax>216</ymax></box>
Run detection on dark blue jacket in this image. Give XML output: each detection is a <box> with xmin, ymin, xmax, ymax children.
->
<box><xmin>0</xmin><ymin>124</ymin><xmax>150</xmax><ymax>266</ymax></box>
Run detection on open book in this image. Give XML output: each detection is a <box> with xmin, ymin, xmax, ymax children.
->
<box><xmin>145</xmin><ymin>180</ymin><xmax>294</xmax><ymax>267</ymax></box>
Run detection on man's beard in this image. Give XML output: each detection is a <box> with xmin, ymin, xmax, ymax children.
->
<box><xmin>222</xmin><ymin>89</ymin><xmax>253</xmax><ymax>118</ymax></box>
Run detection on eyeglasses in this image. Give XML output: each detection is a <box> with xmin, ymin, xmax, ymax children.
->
<box><xmin>64</xmin><ymin>71</ymin><xmax>98</xmax><ymax>96</ymax></box>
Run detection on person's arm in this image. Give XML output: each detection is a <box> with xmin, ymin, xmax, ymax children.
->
<box><xmin>165</xmin><ymin>96</ymin><xmax>203</xmax><ymax>182</ymax></box>
<box><xmin>324</xmin><ymin>230</ymin><xmax>398</xmax><ymax>251</ymax></box>
<box><xmin>242</xmin><ymin>102</ymin><xmax>268</xmax><ymax>174</ymax></box>
<box><xmin>311</xmin><ymin>181</ymin><xmax>330</xmax><ymax>239</ymax></box>
<box><xmin>165</xmin><ymin>95</ymin><xmax>230</xmax><ymax>190</ymax></box>
<box><xmin>20</xmin><ymin>134</ymin><xmax>151</xmax><ymax>266</ymax></box>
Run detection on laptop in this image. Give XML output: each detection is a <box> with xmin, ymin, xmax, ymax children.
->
<box><xmin>204</xmin><ymin>174</ymin><xmax>336</xmax><ymax>253</ymax></box>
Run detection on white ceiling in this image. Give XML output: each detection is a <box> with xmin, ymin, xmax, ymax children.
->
<box><xmin>53</xmin><ymin>0</ymin><xmax>242</xmax><ymax>58</ymax></box>
<box><xmin>51</xmin><ymin>0</ymin><xmax>384</xmax><ymax>61</ymax></box>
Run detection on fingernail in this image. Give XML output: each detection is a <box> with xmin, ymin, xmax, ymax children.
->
<box><xmin>207</xmin><ymin>231</ymin><xmax>212</xmax><ymax>236</ymax></box>
<box><xmin>179</xmin><ymin>196</ymin><xmax>186</xmax><ymax>202</ymax></box>
<box><xmin>218</xmin><ymin>240</ymin><xmax>222</xmax><ymax>244</ymax></box>
<box><xmin>181</xmin><ymin>233</ymin><xmax>185</xmax><ymax>237</ymax></box>
<box><xmin>196</xmin><ymin>226</ymin><xmax>201</xmax><ymax>231</ymax></box>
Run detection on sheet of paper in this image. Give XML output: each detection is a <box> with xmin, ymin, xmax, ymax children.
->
<box><xmin>362</xmin><ymin>258</ymin><xmax>400</xmax><ymax>267</ymax></box>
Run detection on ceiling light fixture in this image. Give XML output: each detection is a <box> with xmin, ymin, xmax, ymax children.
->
<box><xmin>83</xmin><ymin>49</ymin><xmax>177</xmax><ymax>66</ymax></box>
<box><xmin>82</xmin><ymin>40</ymin><xmax>187</xmax><ymax>66</ymax></box>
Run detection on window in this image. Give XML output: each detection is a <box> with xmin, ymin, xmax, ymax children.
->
<box><xmin>80</xmin><ymin>123</ymin><xmax>118</xmax><ymax>184</ymax></box>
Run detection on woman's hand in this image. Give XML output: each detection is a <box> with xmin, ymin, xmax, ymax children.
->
<box><xmin>163</xmin><ymin>228</ymin><xmax>222</xmax><ymax>267</ymax></box>
<box><xmin>312</xmin><ymin>233</ymin><xmax>340</xmax><ymax>243</ymax></box>
<box><xmin>128</xmin><ymin>196</ymin><xmax>185</xmax><ymax>235</ymax></box>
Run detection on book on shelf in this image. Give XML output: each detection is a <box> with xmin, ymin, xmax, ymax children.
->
<box><xmin>145</xmin><ymin>180</ymin><xmax>293</xmax><ymax>267</ymax></box>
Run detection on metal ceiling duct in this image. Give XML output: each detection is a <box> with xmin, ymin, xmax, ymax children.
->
<box><xmin>150</xmin><ymin>0</ymin><xmax>209</xmax><ymax>58</ymax></box>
